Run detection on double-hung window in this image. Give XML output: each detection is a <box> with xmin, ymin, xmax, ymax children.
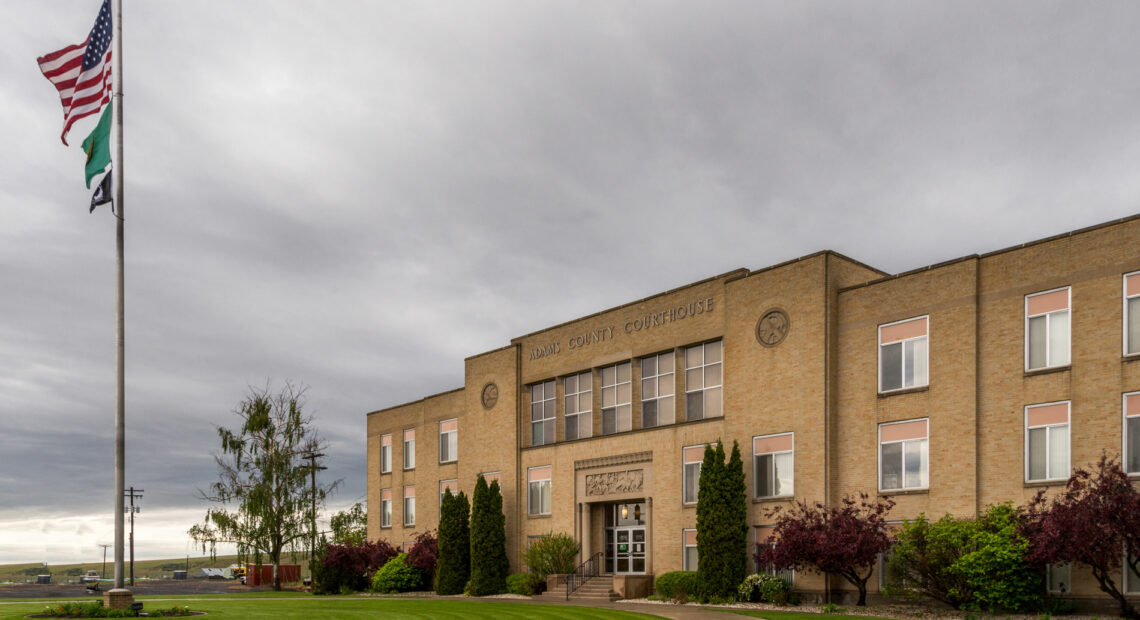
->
<box><xmin>1126</xmin><ymin>554</ymin><xmax>1140</xmax><ymax>594</ymax></box>
<box><xmin>1127</xmin><ymin>272</ymin><xmax>1140</xmax><ymax>355</ymax></box>
<box><xmin>682</xmin><ymin>444</ymin><xmax>709</xmax><ymax>504</ymax></box>
<box><xmin>439</xmin><ymin>418</ymin><xmax>457</xmax><ymax>463</ymax></box>
<box><xmin>380</xmin><ymin>488</ymin><xmax>392</xmax><ymax>527</ymax></box>
<box><xmin>601</xmin><ymin>362</ymin><xmax>631</xmax><ymax>434</ymax></box>
<box><xmin>754</xmin><ymin>526</ymin><xmax>794</xmax><ymax>583</ymax></box>
<box><xmin>563</xmin><ymin>371</ymin><xmax>592</xmax><ymax>441</ymax></box>
<box><xmin>527</xmin><ymin>465</ymin><xmax>552</xmax><ymax>515</ymax></box>
<box><xmin>1124</xmin><ymin>392</ymin><xmax>1139</xmax><ymax>474</ymax></box>
<box><xmin>439</xmin><ymin>479</ymin><xmax>458</xmax><ymax>508</ymax></box>
<box><xmin>879</xmin><ymin>316</ymin><xmax>928</xmax><ymax>392</ymax></box>
<box><xmin>682</xmin><ymin>529</ymin><xmax>698</xmax><ymax>570</ymax></box>
<box><xmin>641</xmin><ymin>352</ymin><xmax>675</xmax><ymax>428</ymax></box>
<box><xmin>481</xmin><ymin>471</ymin><xmax>500</xmax><ymax>487</ymax></box>
<box><xmin>403</xmin><ymin>486</ymin><xmax>415</xmax><ymax>526</ymax></box>
<box><xmin>379</xmin><ymin>433</ymin><xmax>392</xmax><ymax>474</ymax></box>
<box><xmin>1026</xmin><ymin>288</ymin><xmax>1071</xmax><ymax>370</ymax></box>
<box><xmin>685</xmin><ymin>341</ymin><xmax>722</xmax><ymax>420</ymax></box>
<box><xmin>879</xmin><ymin>419</ymin><xmax>929</xmax><ymax>491</ymax></box>
<box><xmin>1026</xmin><ymin>401</ymin><xmax>1070</xmax><ymax>482</ymax></box>
<box><xmin>753</xmin><ymin>433</ymin><xmax>794</xmax><ymax>498</ymax></box>
<box><xmin>1047</xmin><ymin>563</ymin><xmax>1071</xmax><ymax>595</ymax></box>
<box><xmin>530</xmin><ymin>380</ymin><xmax>556</xmax><ymax>446</ymax></box>
<box><xmin>402</xmin><ymin>429</ymin><xmax>415</xmax><ymax>469</ymax></box>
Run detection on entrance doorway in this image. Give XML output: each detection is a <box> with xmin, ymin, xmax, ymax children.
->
<box><xmin>604</xmin><ymin>502</ymin><xmax>646</xmax><ymax>574</ymax></box>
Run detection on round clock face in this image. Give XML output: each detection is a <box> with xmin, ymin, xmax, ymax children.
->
<box><xmin>756</xmin><ymin>308</ymin><xmax>790</xmax><ymax>347</ymax></box>
<box><xmin>481</xmin><ymin>382</ymin><xmax>499</xmax><ymax>410</ymax></box>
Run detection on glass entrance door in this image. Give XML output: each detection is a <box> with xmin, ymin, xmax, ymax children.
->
<box><xmin>604</xmin><ymin>501</ymin><xmax>646</xmax><ymax>574</ymax></box>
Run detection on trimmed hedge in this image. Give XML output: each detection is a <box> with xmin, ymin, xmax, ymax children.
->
<box><xmin>655</xmin><ymin>571</ymin><xmax>704</xmax><ymax>602</ymax></box>
<box><xmin>505</xmin><ymin>572</ymin><xmax>544</xmax><ymax>595</ymax></box>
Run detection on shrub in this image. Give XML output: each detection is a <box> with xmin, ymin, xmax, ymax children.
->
<box><xmin>370</xmin><ymin>553</ymin><xmax>423</xmax><ymax>593</ymax></box>
<box><xmin>436</xmin><ymin>489</ymin><xmax>471</xmax><ymax>595</ymax></box>
<box><xmin>738</xmin><ymin>573</ymin><xmax>792</xmax><ymax>604</ymax></box>
<box><xmin>697</xmin><ymin>441</ymin><xmax>749</xmax><ymax>600</ymax></box>
<box><xmin>469</xmin><ymin>475</ymin><xmax>509</xmax><ymax>595</ymax></box>
<box><xmin>655</xmin><ymin>570</ymin><xmax>704</xmax><ymax>603</ymax></box>
<box><xmin>406</xmin><ymin>530</ymin><xmax>438</xmax><ymax>588</ymax></box>
<box><xmin>523</xmin><ymin>533</ymin><xmax>579</xmax><ymax>578</ymax></box>
<box><xmin>506</xmin><ymin>572</ymin><xmax>544</xmax><ymax>595</ymax></box>
<box><xmin>312</xmin><ymin>538</ymin><xmax>399</xmax><ymax>594</ymax></box>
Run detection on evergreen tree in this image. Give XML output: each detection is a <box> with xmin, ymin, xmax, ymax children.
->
<box><xmin>435</xmin><ymin>489</ymin><xmax>470</xmax><ymax>595</ymax></box>
<box><xmin>469</xmin><ymin>474</ymin><xmax>508</xmax><ymax>595</ymax></box>
<box><xmin>696</xmin><ymin>440</ymin><xmax>748</xmax><ymax>598</ymax></box>
<box><xmin>723</xmin><ymin>442</ymin><xmax>749</xmax><ymax>592</ymax></box>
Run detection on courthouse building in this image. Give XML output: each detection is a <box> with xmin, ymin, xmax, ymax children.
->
<box><xmin>366</xmin><ymin>215</ymin><xmax>1140</xmax><ymax>601</ymax></box>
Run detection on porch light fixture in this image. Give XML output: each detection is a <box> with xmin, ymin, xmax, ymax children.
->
<box><xmin>620</xmin><ymin>504</ymin><xmax>629</xmax><ymax>520</ymax></box>
<box><xmin>634</xmin><ymin>504</ymin><xmax>641</xmax><ymax>521</ymax></box>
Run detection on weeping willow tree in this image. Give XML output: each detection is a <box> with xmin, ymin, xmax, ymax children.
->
<box><xmin>189</xmin><ymin>382</ymin><xmax>338</xmax><ymax>590</ymax></box>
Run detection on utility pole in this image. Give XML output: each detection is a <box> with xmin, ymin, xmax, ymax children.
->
<box><xmin>299</xmin><ymin>450</ymin><xmax>326</xmax><ymax>557</ymax></box>
<box><xmin>99</xmin><ymin>544</ymin><xmax>112</xmax><ymax>580</ymax></box>
<box><xmin>124</xmin><ymin>487</ymin><xmax>143</xmax><ymax>586</ymax></box>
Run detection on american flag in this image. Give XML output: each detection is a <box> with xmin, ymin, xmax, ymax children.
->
<box><xmin>37</xmin><ymin>0</ymin><xmax>114</xmax><ymax>145</ymax></box>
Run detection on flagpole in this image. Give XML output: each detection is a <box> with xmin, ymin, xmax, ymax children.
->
<box><xmin>111</xmin><ymin>0</ymin><xmax>127</xmax><ymax>595</ymax></box>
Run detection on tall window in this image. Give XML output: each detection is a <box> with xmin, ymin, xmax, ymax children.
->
<box><xmin>403</xmin><ymin>486</ymin><xmax>415</xmax><ymax>526</ymax></box>
<box><xmin>1125</xmin><ymin>392</ymin><xmax>1139</xmax><ymax>474</ymax></box>
<box><xmin>527</xmin><ymin>465</ymin><xmax>552</xmax><ymax>515</ymax></box>
<box><xmin>682</xmin><ymin>444</ymin><xmax>709</xmax><ymax>504</ymax></box>
<box><xmin>563</xmin><ymin>371</ymin><xmax>592</xmax><ymax>441</ymax></box>
<box><xmin>641</xmin><ymin>352</ymin><xmax>675</xmax><ymax>428</ymax></box>
<box><xmin>530</xmin><ymin>380</ymin><xmax>556</xmax><ymax>446</ymax></box>
<box><xmin>1026</xmin><ymin>401</ymin><xmax>1070</xmax><ymax>482</ymax></box>
<box><xmin>879</xmin><ymin>316</ymin><xmax>928</xmax><ymax>392</ymax></box>
<box><xmin>380</xmin><ymin>488</ymin><xmax>392</xmax><ymax>527</ymax></box>
<box><xmin>439</xmin><ymin>418</ymin><xmax>457</xmax><ymax>463</ymax></box>
<box><xmin>1127</xmin><ymin>554</ymin><xmax>1140</xmax><ymax>594</ymax></box>
<box><xmin>754</xmin><ymin>433</ymin><xmax>794</xmax><ymax>498</ymax></box>
<box><xmin>601</xmin><ymin>362</ymin><xmax>632</xmax><ymax>434</ymax></box>
<box><xmin>379</xmin><ymin>433</ymin><xmax>392</xmax><ymax>474</ymax></box>
<box><xmin>682</xmin><ymin>529</ymin><xmax>698</xmax><ymax>571</ymax></box>
<box><xmin>685</xmin><ymin>340</ymin><xmax>722</xmax><ymax>420</ymax></box>
<box><xmin>879</xmin><ymin>419</ymin><xmax>928</xmax><ymax>491</ymax></box>
<box><xmin>1127</xmin><ymin>272</ymin><xmax>1140</xmax><ymax>355</ymax></box>
<box><xmin>1026</xmin><ymin>288</ymin><xmax>1071</xmax><ymax>370</ymax></box>
<box><xmin>439</xmin><ymin>479</ymin><xmax>458</xmax><ymax>507</ymax></box>
<box><xmin>754</xmin><ymin>526</ymin><xmax>794</xmax><ymax>583</ymax></box>
<box><xmin>402</xmin><ymin>429</ymin><xmax>415</xmax><ymax>470</ymax></box>
<box><xmin>1048</xmin><ymin>563</ymin><xmax>1071</xmax><ymax>594</ymax></box>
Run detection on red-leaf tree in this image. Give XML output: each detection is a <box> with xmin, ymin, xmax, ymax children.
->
<box><xmin>1021</xmin><ymin>455</ymin><xmax>1140</xmax><ymax>620</ymax></box>
<box><xmin>756</xmin><ymin>493</ymin><xmax>895</xmax><ymax>606</ymax></box>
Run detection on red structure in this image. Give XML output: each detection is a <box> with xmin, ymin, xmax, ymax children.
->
<box><xmin>246</xmin><ymin>564</ymin><xmax>301</xmax><ymax>586</ymax></box>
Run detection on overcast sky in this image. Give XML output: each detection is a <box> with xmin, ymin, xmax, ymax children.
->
<box><xmin>3</xmin><ymin>1</ymin><xmax>1139</xmax><ymax>565</ymax></box>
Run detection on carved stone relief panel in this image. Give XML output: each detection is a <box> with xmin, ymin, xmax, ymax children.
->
<box><xmin>585</xmin><ymin>469</ymin><xmax>645</xmax><ymax>496</ymax></box>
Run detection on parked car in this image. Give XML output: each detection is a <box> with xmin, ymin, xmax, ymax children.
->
<box><xmin>80</xmin><ymin>571</ymin><xmax>100</xmax><ymax>584</ymax></box>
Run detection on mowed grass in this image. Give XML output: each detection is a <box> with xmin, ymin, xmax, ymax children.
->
<box><xmin>0</xmin><ymin>598</ymin><xmax>661</xmax><ymax>619</ymax></box>
<box><xmin>725</xmin><ymin>611</ymin><xmax>898</xmax><ymax>620</ymax></box>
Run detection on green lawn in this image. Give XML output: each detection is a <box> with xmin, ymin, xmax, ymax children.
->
<box><xmin>724</xmin><ymin>611</ymin><xmax>898</xmax><ymax>620</ymax></box>
<box><xmin>0</xmin><ymin>598</ymin><xmax>660</xmax><ymax>619</ymax></box>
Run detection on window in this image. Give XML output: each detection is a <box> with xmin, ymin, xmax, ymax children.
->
<box><xmin>439</xmin><ymin>479</ymin><xmax>457</xmax><ymax>507</ymax></box>
<box><xmin>403</xmin><ymin>486</ymin><xmax>415</xmax><ymax>526</ymax></box>
<box><xmin>402</xmin><ymin>429</ymin><xmax>415</xmax><ymax>470</ymax></box>
<box><xmin>754</xmin><ymin>526</ymin><xmax>794</xmax><ymax>583</ymax></box>
<box><xmin>754</xmin><ymin>433</ymin><xmax>794</xmax><ymax>498</ymax></box>
<box><xmin>685</xmin><ymin>340</ymin><xmax>722</xmax><ymax>420</ymax></box>
<box><xmin>641</xmin><ymin>352</ymin><xmax>675</xmax><ymax>428</ymax></box>
<box><xmin>1048</xmin><ymin>563</ymin><xmax>1071</xmax><ymax>594</ymax></box>
<box><xmin>530</xmin><ymin>380</ymin><xmax>556</xmax><ymax>446</ymax></box>
<box><xmin>682</xmin><ymin>444</ymin><xmax>709</xmax><ymax>504</ymax></box>
<box><xmin>380</xmin><ymin>488</ymin><xmax>392</xmax><ymax>527</ymax></box>
<box><xmin>1127</xmin><ymin>393</ymin><xmax>1140</xmax><ymax>475</ymax></box>
<box><xmin>439</xmin><ymin>418</ymin><xmax>457</xmax><ymax>463</ymax></box>
<box><xmin>1126</xmin><ymin>554</ymin><xmax>1140</xmax><ymax>594</ymax></box>
<box><xmin>601</xmin><ymin>362</ymin><xmax>632</xmax><ymax>434</ymax></box>
<box><xmin>877</xmin><ymin>523</ymin><xmax>905</xmax><ymax>592</ymax></box>
<box><xmin>879</xmin><ymin>316</ymin><xmax>928</xmax><ymax>392</ymax></box>
<box><xmin>480</xmin><ymin>471</ymin><xmax>501</xmax><ymax>486</ymax></box>
<box><xmin>379</xmin><ymin>433</ymin><xmax>392</xmax><ymax>474</ymax></box>
<box><xmin>563</xmin><ymin>371</ymin><xmax>592</xmax><ymax>441</ymax></box>
<box><xmin>1126</xmin><ymin>272</ymin><xmax>1140</xmax><ymax>355</ymax></box>
<box><xmin>879</xmin><ymin>419</ymin><xmax>929</xmax><ymax>491</ymax></box>
<box><xmin>1026</xmin><ymin>401</ymin><xmax>1070</xmax><ymax>482</ymax></box>
<box><xmin>1026</xmin><ymin>288</ymin><xmax>1071</xmax><ymax>370</ymax></box>
<box><xmin>527</xmin><ymin>466</ymin><xmax>552</xmax><ymax>515</ymax></box>
<box><xmin>682</xmin><ymin>529</ymin><xmax>698</xmax><ymax>571</ymax></box>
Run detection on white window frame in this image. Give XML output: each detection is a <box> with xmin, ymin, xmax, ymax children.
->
<box><xmin>1025</xmin><ymin>287</ymin><xmax>1071</xmax><ymax>371</ymax></box>
<box><xmin>530</xmin><ymin>380</ymin><xmax>556</xmax><ymax>446</ymax></box>
<box><xmin>877</xmin><ymin>316</ymin><xmax>929</xmax><ymax>393</ymax></box>
<box><xmin>754</xmin><ymin>527</ymin><xmax>794</xmax><ymax>584</ymax></box>
<box><xmin>403</xmin><ymin>486</ymin><xmax>415</xmax><ymax>526</ymax></box>
<box><xmin>877</xmin><ymin>522</ymin><xmax>904</xmax><ymax>591</ymax></box>
<box><xmin>402</xmin><ymin>428</ymin><xmax>415</xmax><ymax>470</ymax></box>
<box><xmin>563</xmin><ymin>371</ymin><xmax>592</xmax><ymax>441</ymax></box>
<box><xmin>527</xmin><ymin>466</ymin><xmax>552</xmax><ymax>516</ymax></box>
<box><xmin>878</xmin><ymin>418</ymin><xmax>929</xmax><ymax>492</ymax></box>
<box><xmin>684</xmin><ymin>340</ymin><xmax>723</xmax><ymax>421</ymax></box>
<box><xmin>753</xmin><ymin>432</ymin><xmax>794</xmax><ymax>499</ymax></box>
<box><xmin>1047</xmin><ymin>563</ymin><xmax>1071</xmax><ymax>595</ymax></box>
<box><xmin>1124</xmin><ymin>392</ymin><xmax>1140</xmax><ymax>476</ymax></box>
<box><xmin>682</xmin><ymin>529</ymin><xmax>698</xmax><ymax>571</ymax></box>
<box><xmin>379</xmin><ymin>433</ymin><xmax>392</xmax><ymax>474</ymax></box>
<box><xmin>1025</xmin><ymin>401</ymin><xmax>1071</xmax><ymax>483</ymax></box>
<box><xmin>601</xmin><ymin>362</ymin><xmax>632</xmax><ymax>435</ymax></box>
<box><xmin>439</xmin><ymin>479</ymin><xmax>458</xmax><ymax>508</ymax></box>
<box><xmin>1126</xmin><ymin>272</ymin><xmax>1140</xmax><ymax>356</ymax></box>
<box><xmin>439</xmin><ymin>418</ymin><xmax>457</xmax><ymax>463</ymax></box>
<box><xmin>380</xmin><ymin>489</ymin><xmax>392</xmax><ymax>528</ymax></box>
<box><xmin>640</xmin><ymin>351</ymin><xmax>675</xmax><ymax>428</ymax></box>
<box><xmin>682</xmin><ymin>443</ymin><xmax>713</xmax><ymax>505</ymax></box>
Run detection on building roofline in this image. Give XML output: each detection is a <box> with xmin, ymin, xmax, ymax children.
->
<box><xmin>365</xmin><ymin>386</ymin><xmax>465</xmax><ymax>417</ymax></box>
<box><xmin>464</xmin><ymin>343</ymin><xmax>516</xmax><ymax>362</ymax></box>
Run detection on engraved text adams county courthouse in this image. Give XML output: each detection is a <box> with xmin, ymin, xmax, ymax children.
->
<box><xmin>366</xmin><ymin>216</ymin><xmax>1140</xmax><ymax>602</ymax></box>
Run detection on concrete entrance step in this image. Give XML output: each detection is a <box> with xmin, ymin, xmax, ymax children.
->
<box><xmin>540</xmin><ymin>575</ymin><xmax>619</xmax><ymax>601</ymax></box>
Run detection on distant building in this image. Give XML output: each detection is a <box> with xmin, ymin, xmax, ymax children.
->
<box><xmin>366</xmin><ymin>214</ymin><xmax>1140</xmax><ymax>602</ymax></box>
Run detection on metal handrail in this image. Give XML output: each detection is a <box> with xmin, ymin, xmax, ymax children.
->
<box><xmin>565</xmin><ymin>551</ymin><xmax>604</xmax><ymax>600</ymax></box>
